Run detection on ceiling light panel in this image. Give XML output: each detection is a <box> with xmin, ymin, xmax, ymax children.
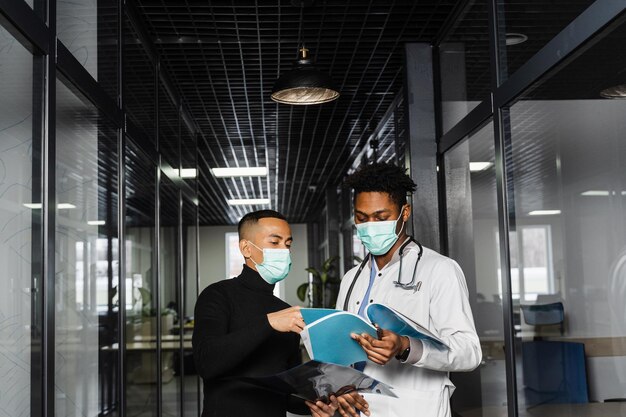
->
<box><xmin>528</xmin><ymin>210</ymin><xmax>561</xmax><ymax>216</ymax></box>
<box><xmin>180</xmin><ymin>168</ymin><xmax>198</xmax><ymax>178</ymax></box>
<box><xmin>469</xmin><ymin>162</ymin><xmax>493</xmax><ymax>172</ymax></box>
<box><xmin>212</xmin><ymin>167</ymin><xmax>268</xmax><ymax>178</ymax></box>
<box><xmin>227</xmin><ymin>198</ymin><xmax>270</xmax><ymax>206</ymax></box>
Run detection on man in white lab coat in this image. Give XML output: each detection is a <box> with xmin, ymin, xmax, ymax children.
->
<box><xmin>336</xmin><ymin>163</ymin><xmax>482</xmax><ymax>417</ymax></box>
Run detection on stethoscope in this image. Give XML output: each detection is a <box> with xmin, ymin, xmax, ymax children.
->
<box><xmin>343</xmin><ymin>237</ymin><xmax>423</xmax><ymax>311</ymax></box>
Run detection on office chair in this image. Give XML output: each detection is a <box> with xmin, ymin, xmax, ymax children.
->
<box><xmin>522</xmin><ymin>340</ymin><xmax>589</xmax><ymax>406</ymax></box>
<box><xmin>520</xmin><ymin>302</ymin><xmax>565</xmax><ymax>335</ymax></box>
<box><xmin>520</xmin><ymin>301</ymin><xmax>589</xmax><ymax>407</ymax></box>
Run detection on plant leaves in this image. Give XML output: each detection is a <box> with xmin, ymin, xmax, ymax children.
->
<box><xmin>322</xmin><ymin>256</ymin><xmax>339</xmax><ymax>272</ymax></box>
<box><xmin>305</xmin><ymin>267</ymin><xmax>321</xmax><ymax>279</ymax></box>
<box><xmin>296</xmin><ymin>283</ymin><xmax>309</xmax><ymax>302</ymax></box>
<box><xmin>327</xmin><ymin>276</ymin><xmax>341</xmax><ymax>284</ymax></box>
<box><xmin>137</xmin><ymin>287</ymin><xmax>152</xmax><ymax>308</ymax></box>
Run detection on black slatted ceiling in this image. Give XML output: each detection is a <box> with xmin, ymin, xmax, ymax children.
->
<box><xmin>132</xmin><ymin>0</ymin><xmax>458</xmax><ymax>224</ymax></box>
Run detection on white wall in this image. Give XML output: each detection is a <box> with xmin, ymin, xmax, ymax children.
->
<box><xmin>283</xmin><ymin>224</ymin><xmax>310</xmax><ymax>307</ymax></box>
<box><xmin>197</xmin><ymin>223</ymin><xmax>309</xmax><ymax>308</ymax></box>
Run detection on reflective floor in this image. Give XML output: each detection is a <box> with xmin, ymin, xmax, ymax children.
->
<box><xmin>126</xmin><ymin>375</ymin><xmax>199</xmax><ymax>417</ymax></box>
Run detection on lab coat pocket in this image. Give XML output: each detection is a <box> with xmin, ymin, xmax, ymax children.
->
<box><xmin>364</xmin><ymin>387</ymin><xmax>445</xmax><ymax>417</ymax></box>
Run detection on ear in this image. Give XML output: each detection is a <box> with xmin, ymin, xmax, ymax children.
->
<box><xmin>239</xmin><ymin>239</ymin><xmax>252</xmax><ymax>259</ymax></box>
<box><xmin>402</xmin><ymin>204</ymin><xmax>411</xmax><ymax>222</ymax></box>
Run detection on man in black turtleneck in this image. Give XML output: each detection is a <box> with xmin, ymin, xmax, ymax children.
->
<box><xmin>193</xmin><ymin>210</ymin><xmax>339</xmax><ymax>417</ymax></box>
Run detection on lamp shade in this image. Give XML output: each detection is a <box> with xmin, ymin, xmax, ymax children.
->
<box><xmin>600</xmin><ymin>84</ymin><xmax>626</xmax><ymax>98</ymax></box>
<box><xmin>271</xmin><ymin>48</ymin><xmax>339</xmax><ymax>105</ymax></box>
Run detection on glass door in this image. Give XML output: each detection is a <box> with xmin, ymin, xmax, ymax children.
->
<box><xmin>124</xmin><ymin>140</ymin><xmax>158</xmax><ymax>417</ymax></box>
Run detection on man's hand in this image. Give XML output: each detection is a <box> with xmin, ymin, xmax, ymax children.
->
<box><xmin>336</xmin><ymin>391</ymin><xmax>370</xmax><ymax>417</ymax></box>
<box><xmin>267</xmin><ymin>306</ymin><xmax>305</xmax><ymax>334</ymax></box>
<box><xmin>351</xmin><ymin>327</ymin><xmax>409</xmax><ymax>365</ymax></box>
<box><xmin>305</xmin><ymin>395</ymin><xmax>339</xmax><ymax>417</ymax></box>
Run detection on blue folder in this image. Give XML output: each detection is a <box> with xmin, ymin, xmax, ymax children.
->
<box><xmin>301</xmin><ymin>308</ymin><xmax>337</xmax><ymax>324</ymax></box>
<box><xmin>301</xmin><ymin>310</ymin><xmax>377</xmax><ymax>366</ymax></box>
<box><xmin>367</xmin><ymin>304</ymin><xmax>444</xmax><ymax>346</ymax></box>
<box><xmin>301</xmin><ymin>304</ymin><xmax>445</xmax><ymax>366</ymax></box>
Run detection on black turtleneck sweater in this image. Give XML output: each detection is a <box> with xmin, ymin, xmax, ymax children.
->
<box><xmin>193</xmin><ymin>264</ymin><xmax>308</xmax><ymax>417</ymax></box>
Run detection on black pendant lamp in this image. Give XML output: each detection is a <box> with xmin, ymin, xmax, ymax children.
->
<box><xmin>271</xmin><ymin>46</ymin><xmax>340</xmax><ymax>105</ymax></box>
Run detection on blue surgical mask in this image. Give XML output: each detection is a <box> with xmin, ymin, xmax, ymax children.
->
<box><xmin>355</xmin><ymin>207</ymin><xmax>406</xmax><ymax>256</ymax></box>
<box><xmin>248</xmin><ymin>241</ymin><xmax>292</xmax><ymax>284</ymax></box>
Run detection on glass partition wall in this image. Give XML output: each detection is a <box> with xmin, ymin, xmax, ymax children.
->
<box><xmin>3</xmin><ymin>0</ymin><xmax>626</xmax><ymax>416</ymax></box>
<box><xmin>0</xmin><ymin>1</ymin><xmax>200</xmax><ymax>417</ymax></box>
<box><xmin>0</xmin><ymin>23</ymin><xmax>37</xmax><ymax>417</ymax></box>
<box><xmin>125</xmin><ymin>141</ymin><xmax>158</xmax><ymax>417</ymax></box>
<box><xmin>55</xmin><ymin>78</ymin><xmax>119</xmax><ymax>417</ymax></box>
<box><xmin>182</xmin><ymin>199</ymin><xmax>200</xmax><ymax>416</ymax></box>
<box><xmin>437</xmin><ymin>1</ymin><xmax>626</xmax><ymax>417</ymax></box>
<box><xmin>445</xmin><ymin>123</ymin><xmax>508</xmax><ymax>416</ymax></box>
<box><xmin>439</xmin><ymin>0</ymin><xmax>490</xmax><ymax>134</ymax></box>
<box><xmin>505</xmin><ymin>23</ymin><xmax>626</xmax><ymax>411</ymax></box>
<box><xmin>159</xmin><ymin>176</ymin><xmax>181</xmax><ymax>417</ymax></box>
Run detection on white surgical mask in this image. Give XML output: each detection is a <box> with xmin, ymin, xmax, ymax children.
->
<box><xmin>247</xmin><ymin>241</ymin><xmax>292</xmax><ymax>284</ymax></box>
<box><xmin>355</xmin><ymin>207</ymin><xmax>406</xmax><ymax>256</ymax></box>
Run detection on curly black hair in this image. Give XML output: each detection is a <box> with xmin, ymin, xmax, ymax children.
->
<box><xmin>344</xmin><ymin>163</ymin><xmax>416</xmax><ymax>210</ymax></box>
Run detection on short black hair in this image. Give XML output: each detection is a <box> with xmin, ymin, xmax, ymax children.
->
<box><xmin>344</xmin><ymin>163</ymin><xmax>416</xmax><ymax>210</ymax></box>
<box><xmin>238</xmin><ymin>209</ymin><xmax>287</xmax><ymax>239</ymax></box>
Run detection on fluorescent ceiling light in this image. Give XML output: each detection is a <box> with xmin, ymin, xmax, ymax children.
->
<box><xmin>180</xmin><ymin>168</ymin><xmax>197</xmax><ymax>178</ymax></box>
<box><xmin>528</xmin><ymin>210</ymin><xmax>561</xmax><ymax>216</ymax></box>
<box><xmin>88</xmin><ymin>220</ymin><xmax>106</xmax><ymax>226</ymax></box>
<box><xmin>212</xmin><ymin>167</ymin><xmax>268</xmax><ymax>178</ymax></box>
<box><xmin>23</xmin><ymin>203</ymin><xmax>76</xmax><ymax>209</ymax></box>
<box><xmin>505</xmin><ymin>33</ymin><xmax>528</xmax><ymax>46</ymax></box>
<box><xmin>581</xmin><ymin>190</ymin><xmax>610</xmax><ymax>196</ymax></box>
<box><xmin>227</xmin><ymin>198</ymin><xmax>270</xmax><ymax>206</ymax></box>
<box><xmin>580</xmin><ymin>190</ymin><xmax>626</xmax><ymax>196</ymax></box>
<box><xmin>469</xmin><ymin>162</ymin><xmax>493</xmax><ymax>172</ymax></box>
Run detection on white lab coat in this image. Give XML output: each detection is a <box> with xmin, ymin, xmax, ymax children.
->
<box><xmin>336</xmin><ymin>239</ymin><xmax>482</xmax><ymax>417</ymax></box>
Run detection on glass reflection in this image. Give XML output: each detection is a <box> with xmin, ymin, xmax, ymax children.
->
<box><xmin>125</xmin><ymin>140</ymin><xmax>158</xmax><ymax>417</ymax></box>
<box><xmin>160</xmin><ymin>175</ymin><xmax>181</xmax><ymax>417</ymax></box>
<box><xmin>55</xmin><ymin>79</ymin><xmax>119</xmax><ymax>416</ymax></box>
<box><xmin>57</xmin><ymin>0</ymin><xmax>118</xmax><ymax>98</ymax></box>
<box><xmin>181</xmin><ymin>124</ymin><xmax>196</xmax><ymax>186</ymax></box>
<box><xmin>497</xmin><ymin>0</ymin><xmax>595</xmax><ymax>82</ymax></box>
<box><xmin>445</xmin><ymin>122</ymin><xmax>507</xmax><ymax>416</ymax></box>
<box><xmin>125</xmin><ymin>18</ymin><xmax>156</xmax><ymax>142</ymax></box>
<box><xmin>0</xmin><ymin>25</ymin><xmax>35</xmax><ymax>417</ymax></box>
<box><xmin>183</xmin><ymin>199</ymin><xmax>200</xmax><ymax>417</ymax></box>
<box><xmin>439</xmin><ymin>0</ymin><xmax>490</xmax><ymax>134</ymax></box>
<box><xmin>159</xmin><ymin>81</ymin><xmax>180</xmax><ymax>171</ymax></box>
<box><xmin>506</xmin><ymin>20</ymin><xmax>626</xmax><ymax>414</ymax></box>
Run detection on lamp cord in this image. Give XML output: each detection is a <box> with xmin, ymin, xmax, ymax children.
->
<box><xmin>296</xmin><ymin>4</ymin><xmax>304</xmax><ymax>57</ymax></box>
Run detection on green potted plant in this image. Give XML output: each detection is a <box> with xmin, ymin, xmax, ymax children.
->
<box><xmin>297</xmin><ymin>256</ymin><xmax>341</xmax><ymax>308</ymax></box>
<box><xmin>135</xmin><ymin>287</ymin><xmax>177</xmax><ymax>336</ymax></box>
